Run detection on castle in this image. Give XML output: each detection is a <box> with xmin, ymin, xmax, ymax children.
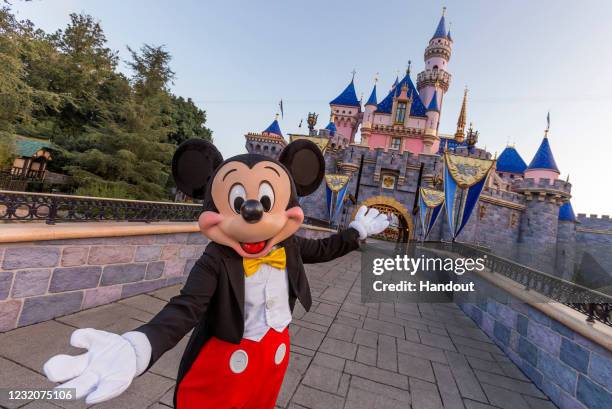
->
<box><xmin>244</xmin><ymin>10</ymin><xmax>611</xmax><ymax>285</ymax></box>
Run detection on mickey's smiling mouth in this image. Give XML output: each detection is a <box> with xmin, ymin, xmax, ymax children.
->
<box><xmin>240</xmin><ymin>240</ymin><xmax>268</xmax><ymax>254</ymax></box>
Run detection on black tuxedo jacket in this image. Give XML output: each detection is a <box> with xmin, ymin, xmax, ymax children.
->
<box><xmin>136</xmin><ymin>228</ymin><xmax>360</xmax><ymax>395</ymax></box>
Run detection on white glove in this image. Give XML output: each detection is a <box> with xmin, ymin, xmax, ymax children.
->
<box><xmin>349</xmin><ymin>206</ymin><xmax>390</xmax><ymax>239</ymax></box>
<box><xmin>43</xmin><ymin>328</ymin><xmax>151</xmax><ymax>405</ymax></box>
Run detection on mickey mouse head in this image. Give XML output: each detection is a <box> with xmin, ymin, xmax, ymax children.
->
<box><xmin>172</xmin><ymin>139</ymin><xmax>325</xmax><ymax>258</ymax></box>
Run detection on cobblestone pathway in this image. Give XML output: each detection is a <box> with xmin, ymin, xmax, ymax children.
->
<box><xmin>0</xmin><ymin>251</ymin><xmax>556</xmax><ymax>409</ymax></box>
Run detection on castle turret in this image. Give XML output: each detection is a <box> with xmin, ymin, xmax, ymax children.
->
<box><xmin>496</xmin><ymin>145</ymin><xmax>527</xmax><ymax>182</ymax></box>
<box><xmin>363</xmin><ymin>82</ymin><xmax>378</xmax><ymax>127</ymax></box>
<box><xmin>329</xmin><ymin>76</ymin><xmax>362</xmax><ymax>145</ymax></box>
<box><xmin>524</xmin><ymin>131</ymin><xmax>560</xmax><ymax>183</ymax></box>
<box><xmin>556</xmin><ymin>201</ymin><xmax>577</xmax><ymax>280</ymax></box>
<box><xmin>245</xmin><ymin>116</ymin><xmax>286</xmax><ymax>159</ymax></box>
<box><xmin>417</xmin><ymin>8</ymin><xmax>453</xmax><ymax>114</ymax></box>
<box><xmin>513</xmin><ymin>169</ymin><xmax>571</xmax><ymax>274</ymax></box>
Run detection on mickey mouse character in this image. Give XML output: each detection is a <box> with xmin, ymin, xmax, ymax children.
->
<box><xmin>43</xmin><ymin>139</ymin><xmax>389</xmax><ymax>408</ymax></box>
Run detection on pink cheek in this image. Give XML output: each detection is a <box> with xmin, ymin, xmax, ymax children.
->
<box><xmin>285</xmin><ymin>206</ymin><xmax>304</xmax><ymax>223</ymax></box>
<box><xmin>198</xmin><ymin>211</ymin><xmax>224</xmax><ymax>232</ymax></box>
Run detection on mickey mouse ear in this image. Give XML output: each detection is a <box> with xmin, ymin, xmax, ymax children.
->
<box><xmin>172</xmin><ymin>139</ymin><xmax>223</xmax><ymax>199</ymax></box>
<box><xmin>279</xmin><ymin>139</ymin><xmax>325</xmax><ymax>196</ymax></box>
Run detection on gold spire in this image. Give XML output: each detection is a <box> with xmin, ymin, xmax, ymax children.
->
<box><xmin>455</xmin><ymin>86</ymin><xmax>468</xmax><ymax>142</ymax></box>
<box><xmin>442</xmin><ymin>6</ymin><xmax>446</xmax><ymax>17</ymax></box>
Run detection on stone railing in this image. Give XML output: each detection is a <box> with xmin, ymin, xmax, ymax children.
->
<box><xmin>0</xmin><ymin>222</ymin><xmax>203</xmax><ymax>332</ymax></box>
<box><xmin>0</xmin><ymin>222</ymin><xmax>334</xmax><ymax>332</ymax></box>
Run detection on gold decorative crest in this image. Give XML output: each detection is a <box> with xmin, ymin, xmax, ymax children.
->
<box><xmin>288</xmin><ymin>135</ymin><xmax>330</xmax><ymax>153</ymax></box>
<box><xmin>382</xmin><ymin>175</ymin><xmax>396</xmax><ymax>190</ymax></box>
<box><xmin>444</xmin><ymin>153</ymin><xmax>494</xmax><ymax>188</ymax></box>
<box><xmin>420</xmin><ymin>187</ymin><xmax>444</xmax><ymax>208</ymax></box>
<box><xmin>325</xmin><ymin>174</ymin><xmax>350</xmax><ymax>192</ymax></box>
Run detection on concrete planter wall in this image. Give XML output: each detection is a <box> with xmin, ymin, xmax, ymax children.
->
<box><xmin>0</xmin><ymin>231</ymin><xmax>207</xmax><ymax>332</ymax></box>
<box><xmin>0</xmin><ymin>224</ymin><xmax>333</xmax><ymax>332</ymax></box>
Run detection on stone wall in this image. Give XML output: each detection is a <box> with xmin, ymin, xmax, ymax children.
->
<box><xmin>0</xmin><ymin>225</ymin><xmax>333</xmax><ymax>333</ymax></box>
<box><xmin>456</xmin><ymin>273</ymin><xmax>611</xmax><ymax>409</ymax></box>
<box><xmin>0</xmin><ymin>231</ymin><xmax>207</xmax><ymax>332</ymax></box>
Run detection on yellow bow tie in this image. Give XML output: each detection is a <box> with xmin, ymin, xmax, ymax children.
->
<box><xmin>242</xmin><ymin>247</ymin><xmax>287</xmax><ymax>277</ymax></box>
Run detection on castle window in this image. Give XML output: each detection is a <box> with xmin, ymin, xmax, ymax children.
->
<box><xmin>395</xmin><ymin>102</ymin><xmax>407</xmax><ymax>123</ymax></box>
<box><xmin>433</xmin><ymin>65</ymin><xmax>439</xmax><ymax>70</ymax></box>
<box><xmin>390</xmin><ymin>137</ymin><xmax>401</xmax><ymax>150</ymax></box>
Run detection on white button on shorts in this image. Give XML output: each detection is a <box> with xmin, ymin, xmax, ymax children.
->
<box><xmin>275</xmin><ymin>343</ymin><xmax>287</xmax><ymax>365</ymax></box>
<box><xmin>229</xmin><ymin>349</ymin><xmax>248</xmax><ymax>374</ymax></box>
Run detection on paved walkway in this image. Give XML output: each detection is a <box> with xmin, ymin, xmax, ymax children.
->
<box><xmin>0</xmin><ymin>251</ymin><xmax>556</xmax><ymax>409</ymax></box>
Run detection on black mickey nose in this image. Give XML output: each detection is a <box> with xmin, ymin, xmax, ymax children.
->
<box><xmin>240</xmin><ymin>199</ymin><xmax>263</xmax><ymax>223</ymax></box>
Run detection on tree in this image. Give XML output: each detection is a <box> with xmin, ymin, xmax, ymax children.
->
<box><xmin>167</xmin><ymin>96</ymin><xmax>212</xmax><ymax>145</ymax></box>
<box><xmin>0</xmin><ymin>6</ymin><xmax>213</xmax><ymax>199</ymax></box>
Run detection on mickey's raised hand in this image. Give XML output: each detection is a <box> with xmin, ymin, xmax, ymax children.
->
<box><xmin>349</xmin><ymin>206</ymin><xmax>390</xmax><ymax>239</ymax></box>
<box><xmin>43</xmin><ymin>328</ymin><xmax>151</xmax><ymax>404</ymax></box>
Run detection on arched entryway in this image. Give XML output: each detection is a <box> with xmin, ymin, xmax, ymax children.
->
<box><xmin>354</xmin><ymin>196</ymin><xmax>414</xmax><ymax>243</ymax></box>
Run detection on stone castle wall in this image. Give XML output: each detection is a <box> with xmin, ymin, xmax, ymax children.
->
<box><xmin>574</xmin><ymin>214</ymin><xmax>612</xmax><ymax>289</ymax></box>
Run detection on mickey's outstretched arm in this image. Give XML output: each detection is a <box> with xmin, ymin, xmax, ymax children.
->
<box><xmin>298</xmin><ymin>206</ymin><xmax>389</xmax><ymax>263</ymax></box>
<box><xmin>43</xmin><ymin>253</ymin><xmax>218</xmax><ymax>404</ymax></box>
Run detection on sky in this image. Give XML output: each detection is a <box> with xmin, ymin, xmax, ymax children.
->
<box><xmin>9</xmin><ymin>0</ymin><xmax>612</xmax><ymax>215</ymax></box>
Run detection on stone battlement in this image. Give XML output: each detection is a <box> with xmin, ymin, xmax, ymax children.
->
<box><xmin>512</xmin><ymin>177</ymin><xmax>572</xmax><ymax>194</ymax></box>
<box><xmin>577</xmin><ymin>213</ymin><xmax>611</xmax><ymax>220</ymax></box>
<box><xmin>481</xmin><ymin>187</ymin><xmax>524</xmax><ymax>204</ymax></box>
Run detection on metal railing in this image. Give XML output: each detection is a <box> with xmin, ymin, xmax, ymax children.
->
<box><xmin>421</xmin><ymin>241</ymin><xmax>612</xmax><ymax>326</ymax></box>
<box><xmin>0</xmin><ymin>190</ymin><xmax>201</xmax><ymax>224</ymax></box>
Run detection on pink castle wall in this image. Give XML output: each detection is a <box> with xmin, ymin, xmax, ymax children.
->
<box><xmin>523</xmin><ymin>169</ymin><xmax>559</xmax><ymax>183</ymax></box>
<box><xmin>367</xmin><ymin>133</ymin><xmax>387</xmax><ymax>149</ymax></box>
<box><xmin>404</xmin><ymin>138</ymin><xmax>424</xmax><ymax>154</ymax></box>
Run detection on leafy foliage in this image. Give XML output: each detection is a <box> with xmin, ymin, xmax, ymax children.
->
<box><xmin>0</xmin><ymin>7</ymin><xmax>212</xmax><ymax>199</ymax></box>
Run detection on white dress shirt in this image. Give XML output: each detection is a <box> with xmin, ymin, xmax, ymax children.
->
<box><xmin>242</xmin><ymin>263</ymin><xmax>292</xmax><ymax>341</ymax></box>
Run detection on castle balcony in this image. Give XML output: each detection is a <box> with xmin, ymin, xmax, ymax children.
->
<box><xmin>416</xmin><ymin>69</ymin><xmax>451</xmax><ymax>92</ymax></box>
<box><xmin>424</xmin><ymin>43</ymin><xmax>452</xmax><ymax>62</ymax></box>
<box><xmin>371</xmin><ymin>123</ymin><xmax>425</xmax><ymax>136</ymax></box>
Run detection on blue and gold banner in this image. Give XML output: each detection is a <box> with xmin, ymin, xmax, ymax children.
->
<box><xmin>418</xmin><ymin>187</ymin><xmax>445</xmax><ymax>239</ymax></box>
<box><xmin>325</xmin><ymin>174</ymin><xmax>350</xmax><ymax>222</ymax></box>
<box><xmin>443</xmin><ymin>153</ymin><xmax>494</xmax><ymax>238</ymax></box>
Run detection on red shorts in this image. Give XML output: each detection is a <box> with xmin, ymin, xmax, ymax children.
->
<box><xmin>177</xmin><ymin>328</ymin><xmax>290</xmax><ymax>409</ymax></box>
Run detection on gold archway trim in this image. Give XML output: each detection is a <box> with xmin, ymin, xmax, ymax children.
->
<box><xmin>353</xmin><ymin>195</ymin><xmax>414</xmax><ymax>239</ymax></box>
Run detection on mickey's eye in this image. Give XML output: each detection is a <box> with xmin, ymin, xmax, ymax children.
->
<box><xmin>258</xmin><ymin>182</ymin><xmax>275</xmax><ymax>212</ymax></box>
<box><xmin>229</xmin><ymin>183</ymin><xmax>246</xmax><ymax>213</ymax></box>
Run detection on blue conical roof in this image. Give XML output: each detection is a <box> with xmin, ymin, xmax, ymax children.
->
<box><xmin>432</xmin><ymin>15</ymin><xmax>448</xmax><ymax>39</ymax></box>
<box><xmin>376</xmin><ymin>73</ymin><xmax>427</xmax><ymax>117</ymax></box>
<box><xmin>447</xmin><ymin>29</ymin><xmax>453</xmax><ymax>42</ymax></box>
<box><xmin>496</xmin><ymin>146</ymin><xmax>527</xmax><ymax>174</ymax></box>
<box><xmin>325</xmin><ymin>121</ymin><xmax>337</xmax><ymax>136</ymax></box>
<box><xmin>366</xmin><ymin>84</ymin><xmax>377</xmax><ymax>106</ymax></box>
<box><xmin>427</xmin><ymin>91</ymin><xmax>440</xmax><ymax>112</ymax></box>
<box><xmin>263</xmin><ymin>119</ymin><xmax>282</xmax><ymax>137</ymax></box>
<box><xmin>559</xmin><ymin>202</ymin><xmax>576</xmax><ymax>222</ymax></box>
<box><xmin>330</xmin><ymin>79</ymin><xmax>360</xmax><ymax>107</ymax></box>
<box><xmin>527</xmin><ymin>136</ymin><xmax>559</xmax><ymax>172</ymax></box>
